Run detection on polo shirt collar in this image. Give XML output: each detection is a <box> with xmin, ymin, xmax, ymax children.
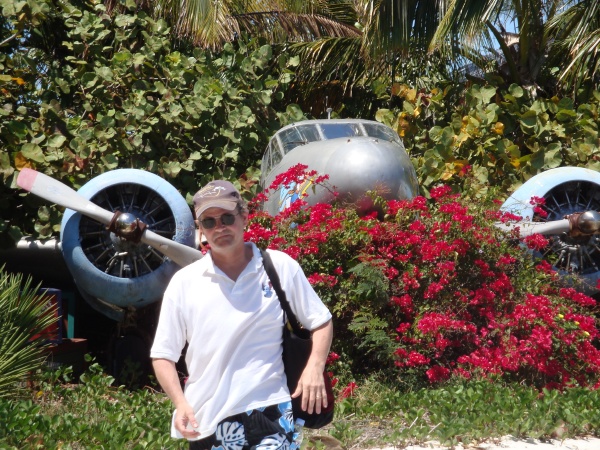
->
<box><xmin>201</xmin><ymin>242</ymin><xmax>262</xmax><ymax>278</ymax></box>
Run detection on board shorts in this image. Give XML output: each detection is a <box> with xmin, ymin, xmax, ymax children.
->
<box><xmin>189</xmin><ymin>401</ymin><xmax>298</xmax><ymax>450</ymax></box>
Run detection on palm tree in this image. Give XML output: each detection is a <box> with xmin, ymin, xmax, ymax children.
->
<box><xmin>547</xmin><ymin>0</ymin><xmax>600</xmax><ymax>93</ymax></box>
<box><xmin>107</xmin><ymin>0</ymin><xmax>361</xmax><ymax>51</ymax></box>
<box><xmin>108</xmin><ymin>1</ymin><xmax>458</xmax><ymax>101</ymax></box>
<box><xmin>292</xmin><ymin>1</ymin><xmax>459</xmax><ymax>94</ymax></box>
<box><xmin>428</xmin><ymin>0</ymin><xmax>600</xmax><ymax>94</ymax></box>
<box><xmin>110</xmin><ymin>1</ymin><xmax>599</xmax><ymax>104</ymax></box>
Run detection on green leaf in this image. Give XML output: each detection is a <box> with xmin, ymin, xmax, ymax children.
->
<box><xmin>20</xmin><ymin>143</ymin><xmax>45</xmax><ymax>163</ymax></box>
<box><xmin>544</xmin><ymin>143</ymin><xmax>562</xmax><ymax>168</ymax></box>
<box><xmin>508</xmin><ymin>84</ymin><xmax>524</xmax><ymax>98</ymax></box>
<box><xmin>519</xmin><ymin>111</ymin><xmax>538</xmax><ymax>133</ymax></box>
<box><xmin>47</xmin><ymin>135</ymin><xmax>67</xmax><ymax>148</ymax></box>
<box><xmin>556</xmin><ymin>109</ymin><xmax>577</xmax><ymax>121</ymax></box>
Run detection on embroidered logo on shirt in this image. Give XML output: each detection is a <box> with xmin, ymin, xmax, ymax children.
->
<box><xmin>262</xmin><ymin>282</ymin><xmax>273</xmax><ymax>298</ymax></box>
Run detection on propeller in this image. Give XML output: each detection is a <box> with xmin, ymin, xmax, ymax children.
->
<box><xmin>496</xmin><ymin>211</ymin><xmax>600</xmax><ymax>238</ymax></box>
<box><xmin>17</xmin><ymin>168</ymin><xmax>203</xmax><ymax>267</ymax></box>
<box><xmin>495</xmin><ymin>219</ymin><xmax>571</xmax><ymax>237</ymax></box>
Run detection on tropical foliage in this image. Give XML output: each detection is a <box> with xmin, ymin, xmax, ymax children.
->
<box><xmin>429</xmin><ymin>0</ymin><xmax>600</xmax><ymax>94</ymax></box>
<box><xmin>111</xmin><ymin>0</ymin><xmax>361</xmax><ymax>51</ymax></box>
<box><xmin>0</xmin><ymin>0</ymin><xmax>305</xmax><ymax>247</ymax></box>
<box><xmin>119</xmin><ymin>1</ymin><xmax>600</xmax><ymax>100</ymax></box>
<box><xmin>0</xmin><ymin>267</ymin><xmax>57</xmax><ymax>398</ymax></box>
<box><xmin>4</xmin><ymin>0</ymin><xmax>600</xmax><ymax>248</ymax></box>
<box><xmin>375</xmin><ymin>82</ymin><xmax>600</xmax><ymax>195</ymax></box>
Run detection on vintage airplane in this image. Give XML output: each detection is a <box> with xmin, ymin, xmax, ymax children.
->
<box><xmin>4</xmin><ymin>118</ymin><xmax>600</xmax><ymax>382</ymax></box>
<box><xmin>260</xmin><ymin>119</ymin><xmax>419</xmax><ymax>215</ymax></box>
<box><xmin>9</xmin><ymin>122</ymin><xmax>600</xmax><ymax>316</ymax></box>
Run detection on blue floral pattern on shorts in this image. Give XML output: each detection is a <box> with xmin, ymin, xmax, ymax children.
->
<box><xmin>215</xmin><ymin>421</ymin><xmax>246</xmax><ymax>450</ymax></box>
<box><xmin>189</xmin><ymin>402</ymin><xmax>294</xmax><ymax>450</ymax></box>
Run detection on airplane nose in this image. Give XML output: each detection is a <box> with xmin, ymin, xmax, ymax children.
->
<box><xmin>323</xmin><ymin>137</ymin><xmax>418</xmax><ymax>212</ymax></box>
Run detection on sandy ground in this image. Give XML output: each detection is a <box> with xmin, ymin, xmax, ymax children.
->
<box><xmin>393</xmin><ymin>435</ymin><xmax>600</xmax><ymax>450</ymax></box>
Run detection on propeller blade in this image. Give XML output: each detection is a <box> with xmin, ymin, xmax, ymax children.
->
<box><xmin>17</xmin><ymin>168</ymin><xmax>114</xmax><ymax>224</ymax></box>
<box><xmin>495</xmin><ymin>219</ymin><xmax>571</xmax><ymax>237</ymax></box>
<box><xmin>139</xmin><ymin>230</ymin><xmax>202</xmax><ymax>267</ymax></box>
<box><xmin>17</xmin><ymin>168</ymin><xmax>202</xmax><ymax>267</ymax></box>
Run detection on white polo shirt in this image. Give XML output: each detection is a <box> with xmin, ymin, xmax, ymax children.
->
<box><xmin>150</xmin><ymin>243</ymin><xmax>332</xmax><ymax>440</ymax></box>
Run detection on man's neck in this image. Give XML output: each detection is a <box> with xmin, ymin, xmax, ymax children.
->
<box><xmin>211</xmin><ymin>243</ymin><xmax>253</xmax><ymax>281</ymax></box>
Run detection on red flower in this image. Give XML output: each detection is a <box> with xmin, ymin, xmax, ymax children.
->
<box><xmin>426</xmin><ymin>365</ymin><xmax>451</xmax><ymax>383</ymax></box>
<box><xmin>430</xmin><ymin>185</ymin><xmax>453</xmax><ymax>200</ymax></box>
<box><xmin>523</xmin><ymin>234</ymin><xmax>549</xmax><ymax>251</ymax></box>
<box><xmin>406</xmin><ymin>351</ymin><xmax>430</xmax><ymax>367</ymax></box>
<box><xmin>326</xmin><ymin>352</ymin><xmax>340</xmax><ymax>365</ymax></box>
<box><xmin>340</xmin><ymin>382</ymin><xmax>357</xmax><ymax>399</ymax></box>
<box><xmin>529</xmin><ymin>196</ymin><xmax>546</xmax><ymax>206</ymax></box>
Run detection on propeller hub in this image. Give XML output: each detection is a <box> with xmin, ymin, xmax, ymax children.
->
<box><xmin>577</xmin><ymin>210</ymin><xmax>600</xmax><ymax>234</ymax></box>
<box><xmin>106</xmin><ymin>210</ymin><xmax>148</xmax><ymax>243</ymax></box>
<box><xmin>114</xmin><ymin>212</ymin><xmax>138</xmax><ymax>237</ymax></box>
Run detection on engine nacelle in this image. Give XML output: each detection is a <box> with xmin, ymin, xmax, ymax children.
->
<box><xmin>60</xmin><ymin>169</ymin><xmax>196</xmax><ymax>320</ymax></box>
<box><xmin>501</xmin><ymin>167</ymin><xmax>600</xmax><ymax>295</ymax></box>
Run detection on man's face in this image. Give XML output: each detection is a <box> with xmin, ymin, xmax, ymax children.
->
<box><xmin>198</xmin><ymin>207</ymin><xmax>248</xmax><ymax>252</ymax></box>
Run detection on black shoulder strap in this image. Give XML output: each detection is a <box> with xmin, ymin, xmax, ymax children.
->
<box><xmin>260</xmin><ymin>248</ymin><xmax>303</xmax><ymax>334</ymax></box>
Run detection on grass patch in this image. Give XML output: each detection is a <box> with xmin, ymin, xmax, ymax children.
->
<box><xmin>1</xmin><ymin>364</ymin><xmax>600</xmax><ymax>449</ymax></box>
<box><xmin>316</xmin><ymin>377</ymin><xmax>600</xmax><ymax>448</ymax></box>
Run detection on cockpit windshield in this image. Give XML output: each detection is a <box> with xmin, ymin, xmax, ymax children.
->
<box><xmin>320</xmin><ymin>123</ymin><xmax>363</xmax><ymax>139</ymax></box>
<box><xmin>261</xmin><ymin>120</ymin><xmax>403</xmax><ymax>181</ymax></box>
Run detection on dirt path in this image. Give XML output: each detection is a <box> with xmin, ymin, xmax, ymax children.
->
<box><xmin>396</xmin><ymin>436</ymin><xmax>600</xmax><ymax>450</ymax></box>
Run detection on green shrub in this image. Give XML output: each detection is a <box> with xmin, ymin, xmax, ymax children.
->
<box><xmin>247</xmin><ymin>167</ymin><xmax>600</xmax><ymax>391</ymax></box>
<box><xmin>0</xmin><ymin>0</ymin><xmax>305</xmax><ymax>246</ymax></box>
<box><xmin>376</xmin><ymin>83</ymin><xmax>600</xmax><ymax>196</ymax></box>
<box><xmin>0</xmin><ymin>361</ymin><xmax>186</xmax><ymax>449</ymax></box>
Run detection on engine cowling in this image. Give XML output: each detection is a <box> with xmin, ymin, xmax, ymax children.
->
<box><xmin>501</xmin><ymin>167</ymin><xmax>600</xmax><ymax>295</ymax></box>
<box><xmin>60</xmin><ymin>169</ymin><xmax>196</xmax><ymax>320</ymax></box>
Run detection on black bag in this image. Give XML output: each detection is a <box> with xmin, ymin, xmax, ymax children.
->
<box><xmin>261</xmin><ymin>249</ymin><xmax>335</xmax><ymax>429</ymax></box>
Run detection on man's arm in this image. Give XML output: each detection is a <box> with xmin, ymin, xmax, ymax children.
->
<box><xmin>152</xmin><ymin>358</ymin><xmax>201</xmax><ymax>439</ymax></box>
<box><xmin>291</xmin><ymin>319</ymin><xmax>333</xmax><ymax>414</ymax></box>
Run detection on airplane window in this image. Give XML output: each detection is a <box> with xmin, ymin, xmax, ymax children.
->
<box><xmin>279</xmin><ymin>128</ymin><xmax>307</xmax><ymax>154</ymax></box>
<box><xmin>363</xmin><ymin>123</ymin><xmax>402</xmax><ymax>144</ymax></box>
<box><xmin>261</xmin><ymin>152</ymin><xmax>270</xmax><ymax>179</ymax></box>
<box><xmin>270</xmin><ymin>140</ymin><xmax>283</xmax><ymax>167</ymax></box>
<box><xmin>261</xmin><ymin>139</ymin><xmax>283</xmax><ymax>180</ymax></box>
<box><xmin>296</xmin><ymin>125</ymin><xmax>321</xmax><ymax>144</ymax></box>
<box><xmin>320</xmin><ymin>123</ymin><xmax>362</xmax><ymax>140</ymax></box>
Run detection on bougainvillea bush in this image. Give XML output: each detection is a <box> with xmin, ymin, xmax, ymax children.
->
<box><xmin>245</xmin><ymin>166</ymin><xmax>600</xmax><ymax>391</ymax></box>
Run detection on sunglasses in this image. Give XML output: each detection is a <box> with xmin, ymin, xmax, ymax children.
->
<box><xmin>198</xmin><ymin>212</ymin><xmax>239</xmax><ymax>229</ymax></box>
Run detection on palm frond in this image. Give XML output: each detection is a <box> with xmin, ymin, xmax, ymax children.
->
<box><xmin>548</xmin><ymin>0</ymin><xmax>600</xmax><ymax>90</ymax></box>
<box><xmin>431</xmin><ymin>0</ymin><xmax>502</xmax><ymax>55</ymax></box>
<box><xmin>361</xmin><ymin>0</ymin><xmax>450</xmax><ymax>57</ymax></box>
<box><xmin>291</xmin><ymin>37</ymin><xmax>368</xmax><ymax>91</ymax></box>
<box><xmin>0</xmin><ymin>268</ymin><xmax>58</xmax><ymax>397</ymax></box>
<box><xmin>234</xmin><ymin>12</ymin><xmax>360</xmax><ymax>44</ymax></box>
<box><xmin>145</xmin><ymin>0</ymin><xmax>359</xmax><ymax>50</ymax></box>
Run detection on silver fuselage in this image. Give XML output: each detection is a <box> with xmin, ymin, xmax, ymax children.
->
<box><xmin>260</xmin><ymin>119</ymin><xmax>419</xmax><ymax>215</ymax></box>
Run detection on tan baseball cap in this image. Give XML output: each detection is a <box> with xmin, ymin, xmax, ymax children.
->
<box><xmin>193</xmin><ymin>180</ymin><xmax>241</xmax><ymax>217</ymax></box>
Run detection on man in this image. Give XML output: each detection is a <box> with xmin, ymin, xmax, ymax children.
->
<box><xmin>151</xmin><ymin>180</ymin><xmax>333</xmax><ymax>449</ymax></box>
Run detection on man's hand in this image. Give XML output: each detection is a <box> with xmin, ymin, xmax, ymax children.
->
<box><xmin>152</xmin><ymin>358</ymin><xmax>201</xmax><ymax>439</ymax></box>
<box><xmin>291</xmin><ymin>319</ymin><xmax>333</xmax><ymax>414</ymax></box>
<box><xmin>292</xmin><ymin>365</ymin><xmax>328</xmax><ymax>414</ymax></box>
<box><xmin>174</xmin><ymin>404</ymin><xmax>201</xmax><ymax>439</ymax></box>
